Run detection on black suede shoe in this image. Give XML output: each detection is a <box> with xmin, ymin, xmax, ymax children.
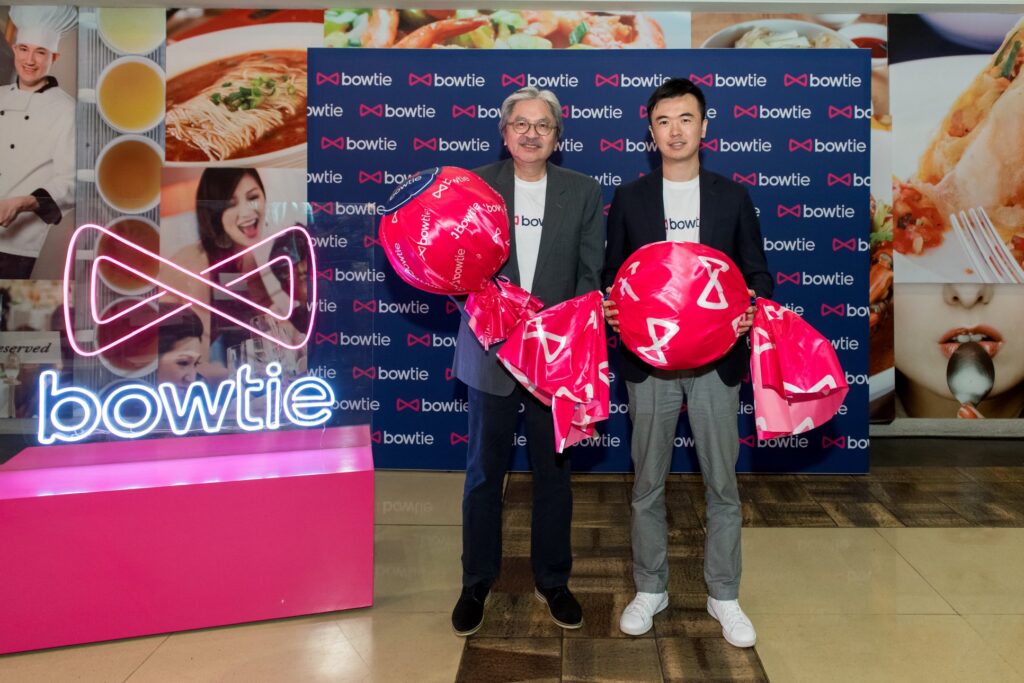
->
<box><xmin>452</xmin><ymin>583</ymin><xmax>490</xmax><ymax>636</ymax></box>
<box><xmin>534</xmin><ymin>585</ymin><xmax>583</xmax><ymax>629</ymax></box>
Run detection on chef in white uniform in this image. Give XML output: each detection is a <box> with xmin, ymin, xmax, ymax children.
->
<box><xmin>0</xmin><ymin>5</ymin><xmax>76</xmax><ymax>278</ymax></box>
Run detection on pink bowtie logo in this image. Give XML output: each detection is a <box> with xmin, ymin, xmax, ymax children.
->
<box><xmin>820</xmin><ymin>303</ymin><xmax>845</xmax><ymax>317</ymax></box>
<box><xmin>595</xmin><ymin>73</ymin><xmax>619</xmax><ymax>87</ymax></box>
<box><xmin>734</xmin><ymin>104</ymin><xmax>757</xmax><ymax>119</ymax></box>
<box><xmin>316</xmin><ymin>267</ymin><xmax>332</xmax><ymax>281</ymax></box>
<box><xmin>777</xmin><ymin>204</ymin><xmax>801</xmax><ymax>218</ymax></box>
<box><xmin>733</xmin><ymin>172</ymin><xmax>756</xmax><ymax>186</ymax></box>
<box><xmin>352</xmin><ymin>366</ymin><xmax>376</xmax><ymax>379</ymax></box>
<box><xmin>452</xmin><ymin>104</ymin><xmax>476</xmax><ymax>118</ymax></box>
<box><xmin>315</xmin><ymin>71</ymin><xmax>339</xmax><ymax>85</ymax></box>
<box><xmin>600</xmin><ymin>138</ymin><xmax>624</xmax><ymax>152</ymax></box>
<box><xmin>413</xmin><ymin>137</ymin><xmax>438</xmax><ymax>151</ymax></box>
<box><xmin>741</xmin><ymin>372</ymin><xmax>751</xmax><ymax>384</ymax></box>
<box><xmin>638</xmin><ymin>105</ymin><xmax>648</xmax><ymax>118</ymax></box>
<box><xmin>408</xmin><ymin>72</ymin><xmax>432</xmax><ymax>86</ymax></box>
<box><xmin>561</xmin><ymin>104</ymin><xmax>570</xmax><ymax>118</ymax></box>
<box><xmin>502</xmin><ymin>73</ymin><xmax>526</xmax><ymax>87</ymax></box>
<box><xmin>700</xmin><ymin>139</ymin><xmax>719</xmax><ymax>152</ymax></box>
<box><xmin>602</xmin><ymin>203</ymin><xmax>611</xmax><ymax>216</ymax></box>
<box><xmin>690</xmin><ymin>73</ymin><xmax>713</xmax><ymax>87</ymax></box>
<box><xmin>309</xmin><ymin>201</ymin><xmax>334</xmax><ymax>215</ymax></box>
<box><xmin>359</xmin><ymin>170</ymin><xmax>383</xmax><ymax>184</ymax></box>
<box><xmin>445</xmin><ymin>368</ymin><xmax>455</xmax><ymax>381</ymax></box>
<box><xmin>359</xmin><ymin>103</ymin><xmax>383</xmax><ymax>117</ymax></box>
<box><xmin>445</xmin><ymin>301</ymin><xmax>459</xmax><ymax>314</ymax></box>
<box><xmin>829</xmin><ymin>105</ymin><xmax>853</xmax><ymax>119</ymax></box>
<box><xmin>353</xmin><ymin>300</ymin><xmax>377</xmax><ymax>313</ymax></box>
<box><xmin>321</xmin><ymin>136</ymin><xmax>345</xmax><ymax>150</ymax></box>
<box><xmin>607</xmin><ymin>335</ymin><xmax>619</xmax><ymax>349</ymax></box>
<box><xmin>739</xmin><ymin>435</ymin><xmax>756</xmax><ymax>447</ymax></box>
<box><xmin>776</xmin><ymin>271</ymin><xmax>800</xmax><ymax>285</ymax></box>
<box><xmin>396</xmin><ymin>398</ymin><xmax>421</xmax><ymax>412</ymax></box>
<box><xmin>407</xmin><ymin>333</ymin><xmax>430</xmax><ymax>347</ymax></box>
<box><xmin>371</xmin><ymin>431</ymin><xmax>382</xmax><ymax>444</ymax></box>
<box><xmin>822</xmin><ymin>435</ymin><xmax>846</xmax><ymax>448</ymax></box>
<box><xmin>784</xmin><ymin>73</ymin><xmax>808</xmax><ymax>87</ymax></box>
<box><xmin>66</xmin><ymin>224</ymin><xmax>317</xmax><ymax>358</ymax></box>
<box><xmin>364</xmin><ymin>234</ymin><xmax>383</xmax><ymax>248</ymax></box>
<box><xmin>832</xmin><ymin>237</ymin><xmax>856</xmax><ymax>252</ymax></box>
<box><xmin>315</xmin><ymin>332</ymin><xmax>338</xmax><ymax>345</ymax></box>
<box><xmin>827</xmin><ymin>173</ymin><xmax>852</xmax><ymax>186</ymax></box>
<box><xmin>450</xmin><ymin>433</ymin><xmax>469</xmax><ymax>445</ymax></box>
<box><xmin>789</xmin><ymin>138</ymin><xmax>812</xmax><ymax>152</ymax></box>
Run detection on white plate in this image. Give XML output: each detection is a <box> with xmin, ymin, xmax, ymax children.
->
<box><xmin>165</xmin><ymin>23</ymin><xmax>322</xmax><ymax>168</ymax></box>
<box><xmin>890</xmin><ymin>55</ymin><xmax>990</xmax><ymax>283</ymax></box>
<box><xmin>701</xmin><ymin>19</ymin><xmax>855</xmax><ymax>49</ymax></box>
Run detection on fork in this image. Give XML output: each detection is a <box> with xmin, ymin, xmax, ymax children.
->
<box><xmin>949</xmin><ymin>207</ymin><xmax>1024</xmax><ymax>284</ymax></box>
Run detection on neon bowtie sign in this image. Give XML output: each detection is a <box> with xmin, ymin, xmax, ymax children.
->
<box><xmin>63</xmin><ymin>223</ymin><xmax>318</xmax><ymax>355</ymax></box>
<box><xmin>41</xmin><ymin>223</ymin><xmax>335</xmax><ymax>443</ymax></box>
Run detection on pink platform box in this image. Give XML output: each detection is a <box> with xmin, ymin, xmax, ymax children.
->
<box><xmin>0</xmin><ymin>426</ymin><xmax>374</xmax><ymax>655</ymax></box>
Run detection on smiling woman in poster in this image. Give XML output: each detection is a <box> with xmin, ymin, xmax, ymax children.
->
<box><xmin>0</xmin><ymin>6</ymin><xmax>76</xmax><ymax>279</ymax></box>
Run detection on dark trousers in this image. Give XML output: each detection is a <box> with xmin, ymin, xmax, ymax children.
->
<box><xmin>462</xmin><ymin>384</ymin><xmax>573</xmax><ymax>589</ymax></box>
<box><xmin>0</xmin><ymin>252</ymin><xmax>36</xmax><ymax>280</ymax></box>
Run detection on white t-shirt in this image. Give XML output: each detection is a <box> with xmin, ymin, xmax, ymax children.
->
<box><xmin>663</xmin><ymin>176</ymin><xmax>700</xmax><ymax>244</ymax></box>
<box><xmin>514</xmin><ymin>175</ymin><xmax>546</xmax><ymax>292</ymax></box>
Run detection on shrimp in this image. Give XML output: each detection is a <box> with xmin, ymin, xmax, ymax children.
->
<box><xmin>362</xmin><ymin>9</ymin><xmax>399</xmax><ymax>47</ymax></box>
<box><xmin>580</xmin><ymin>13</ymin><xmax>666</xmax><ymax>49</ymax></box>
<box><xmin>394</xmin><ymin>17</ymin><xmax>490</xmax><ymax>48</ymax></box>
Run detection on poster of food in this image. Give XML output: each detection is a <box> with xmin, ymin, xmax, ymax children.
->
<box><xmin>323</xmin><ymin>9</ymin><xmax>691</xmax><ymax>49</ymax></box>
<box><xmin>890</xmin><ymin>13</ymin><xmax>1024</xmax><ymax>285</ymax></box>
<box><xmin>165</xmin><ymin>9</ymin><xmax>322</xmax><ymax>168</ymax></box>
<box><xmin>0</xmin><ymin>279</ymin><xmax>68</xmax><ymax>419</ymax></box>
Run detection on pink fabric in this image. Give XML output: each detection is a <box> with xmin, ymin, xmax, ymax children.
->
<box><xmin>609</xmin><ymin>241</ymin><xmax>749</xmax><ymax>370</ymax></box>
<box><xmin>465</xmin><ymin>277</ymin><xmax>544</xmax><ymax>350</ymax></box>
<box><xmin>379</xmin><ymin>166</ymin><xmax>536</xmax><ymax>347</ymax></box>
<box><xmin>751</xmin><ymin>299</ymin><xmax>849</xmax><ymax>439</ymax></box>
<box><xmin>497</xmin><ymin>292</ymin><xmax>609</xmax><ymax>453</ymax></box>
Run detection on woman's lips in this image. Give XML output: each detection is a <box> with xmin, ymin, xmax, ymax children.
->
<box><xmin>939</xmin><ymin>325</ymin><xmax>1003</xmax><ymax>359</ymax></box>
<box><xmin>237</xmin><ymin>221</ymin><xmax>259</xmax><ymax>239</ymax></box>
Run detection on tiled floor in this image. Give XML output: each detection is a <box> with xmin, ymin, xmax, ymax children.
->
<box><xmin>3</xmin><ymin>458</ymin><xmax>1024</xmax><ymax>682</ymax></box>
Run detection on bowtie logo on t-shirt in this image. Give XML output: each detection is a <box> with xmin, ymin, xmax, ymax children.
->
<box><xmin>665</xmin><ymin>217</ymin><xmax>700</xmax><ymax>230</ymax></box>
<box><xmin>515</xmin><ymin>215</ymin><xmax>543</xmax><ymax>228</ymax></box>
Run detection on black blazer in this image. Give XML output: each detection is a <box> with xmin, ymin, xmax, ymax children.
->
<box><xmin>453</xmin><ymin>159</ymin><xmax>605</xmax><ymax>395</ymax></box>
<box><xmin>601</xmin><ymin>167</ymin><xmax>773</xmax><ymax>386</ymax></box>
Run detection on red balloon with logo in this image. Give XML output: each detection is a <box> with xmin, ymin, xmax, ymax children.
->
<box><xmin>609</xmin><ymin>241</ymin><xmax>750</xmax><ymax>370</ymax></box>
<box><xmin>378</xmin><ymin>166</ymin><xmax>508</xmax><ymax>295</ymax></box>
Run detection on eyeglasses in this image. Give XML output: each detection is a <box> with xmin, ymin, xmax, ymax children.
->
<box><xmin>510</xmin><ymin>119</ymin><xmax>555</xmax><ymax>137</ymax></box>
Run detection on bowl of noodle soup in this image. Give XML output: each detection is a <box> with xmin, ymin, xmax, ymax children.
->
<box><xmin>165</xmin><ymin>22</ymin><xmax>321</xmax><ymax>168</ymax></box>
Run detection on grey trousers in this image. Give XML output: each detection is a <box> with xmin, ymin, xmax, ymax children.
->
<box><xmin>626</xmin><ymin>367</ymin><xmax>742</xmax><ymax>600</ymax></box>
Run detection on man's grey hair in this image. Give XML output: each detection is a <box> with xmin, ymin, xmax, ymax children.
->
<box><xmin>498</xmin><ymin>87</ymin><xmax>564</xmax><ymax>140</ymax></box>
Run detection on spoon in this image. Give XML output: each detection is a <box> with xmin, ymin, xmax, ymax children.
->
<box><xmin>946</xmin><ymin>341</ymin><xmax>994</xmax><ymax>407</ymax></box>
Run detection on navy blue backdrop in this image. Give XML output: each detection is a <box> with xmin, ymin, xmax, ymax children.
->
<box><xmin>307</xmin><ymin>48</ymin><xmax>871</xmax><ymax>473</ymax></box>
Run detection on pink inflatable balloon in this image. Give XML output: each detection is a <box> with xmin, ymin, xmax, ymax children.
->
<box><xmin>610</xmin><ymin>241</ymin><xmax>750</xmax><ymax>370</ymax></box>
<box><xmin>379</xmin><ymin>166</ymin><xmax>509</xmax><ymax>295</ymax></box>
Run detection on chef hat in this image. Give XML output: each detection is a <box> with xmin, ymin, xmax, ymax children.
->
<box><xmin>10</xmin><ymin>5</ymin><xmax>78</xmax><ymax>53</ymax></box>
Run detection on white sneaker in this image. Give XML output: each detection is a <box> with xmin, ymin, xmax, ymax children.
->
<box><xmin>619</xmin><ymin>592</ymin><xmax>669</xmax><ymax>636</ymax></box>
<box><xmin>706</xmin><ymin>597</ymin><xmax>757</xmax><ymax>647</ymax></box>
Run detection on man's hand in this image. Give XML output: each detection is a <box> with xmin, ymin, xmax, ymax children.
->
<box><xmin>602</xmin><ymin>287</ymin><xmax>620</xmax><ymax>333</ymax></box>
<box><xmin>0</xmin><ymin>196</ymin><xmax>36</xmax><ymax>227</ymax></box>
<box><xmin>736</xmin><ymin>289</ymin><xmax>757</xmax><ymax>336</ymax></box>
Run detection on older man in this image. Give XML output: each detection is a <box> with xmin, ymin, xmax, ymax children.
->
<box><xmin>451</xmin><ymin>87</ymin><xmax>604</xmax><ymax>636</ymax></box>
<box><xmin>0</xmin><ymin>5</ymin><xmax>77</xmax><ymax>278</ymax></box>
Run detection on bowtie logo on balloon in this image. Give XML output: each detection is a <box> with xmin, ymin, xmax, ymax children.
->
<box><xmin>39</xmin><ymin>223</ymin><xmax>333</xmax><ymax>445</ymax></box>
